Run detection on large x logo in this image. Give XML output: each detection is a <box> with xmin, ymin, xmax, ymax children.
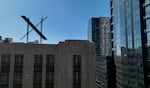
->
<box><xmin>21</xmin><ymin>16</ymin><xmax>47</xmax><ymax>40</ymax></box>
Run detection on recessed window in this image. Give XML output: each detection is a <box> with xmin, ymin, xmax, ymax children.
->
<box><xmin>73</xmin><ymin>55</ymin><xmax>81</xmax><ymax>66</ymax></box>
<box><xmin>73</xmin><ymin>72</ymin><xmax>80</xmax><ymax>83</ymax></box>
<box><xmin>34</xmin><ymin>55</ymin><xmax>43</xmax><ymax>65</ymax></box>
<box><xmin>46</xmin><ymin>55</ymin><xmax>54</xmax><ymax>65</ymax></box>
<box><xmin>1</xmin><ymin>54</ymin><xmax>10</xmax><ymax>65</ymax></box>
<box><xmin>34</xmin><ymin>72</ymin><xmax>42</xmax><ymax>83</ymax></box>
<box><xmin>15</xmin><ymin>54</ymin><xmax>23</xmax><ymax>65</ymax></box>
<box><xmin>46</xmin><ymin>72</ymin><xmax>54</xmax><ymax>83</ymax></box>
<box><xmin>0</xmin><ymin>73</ymin><xmax>9</xmax><ymax>84</ymax></box>
<box><xmin>14</xmin><ymin>72</ymin><xmax>22</xmax><ymax>84</ymax></box>
<box><xmin>73</xmin><ymin>55</ymin><xmax>81</xmax><ymax>88</ymax></box>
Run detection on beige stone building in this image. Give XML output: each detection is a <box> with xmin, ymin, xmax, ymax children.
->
<box><xmin>0</xmin><ymin>40</ymin><xmax>96</xmax><ymax>88</ymax></box>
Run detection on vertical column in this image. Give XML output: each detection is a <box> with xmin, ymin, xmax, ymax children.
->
<box><xmin>22</xmin><ymin>53</ymin><xmax>34</xmax><ymax>88</ymax></box>
<box><xmin>42</xmin><ymin>55</ymin><xmax>46</xmax><ymax>88</ymax></box>
<box><xmin>9</xmin><ymin>54</ymin><xmax>14</xmax><ymax>88</ymax></box>
<box><xmin>26</xmin><ymin>19</ymin><xmax>29</xmax><ymax>43</ymax></box>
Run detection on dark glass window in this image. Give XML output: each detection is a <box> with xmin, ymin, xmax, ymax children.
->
<box><xmin>34</xmin><ymin>55</ymin><xmax>42</xmax><ymax>65</ymax></box>
<box><xmin>14</xmin><ymin>72</ymin><xmax>22</xmax><ymax>84</ymax></box>
<box><xmin>73</xmin><ymin>55</ymin><xmax>81</xmax><ymax>66</ymax></box>
<box><xmin>1</xmin><ymin>54</ymin><xmax>10</xmax><ymax>65</ymax></box>
<box><xmin>0</xmin><ymin>73</ymin><xmax>9</xmax><ymax>84</ymax></box>
<box><xmin>13</xmin><ymin>85</ymin><xmax>22</xmax><ymax>88</ymax></box>
<box><xmin>73</xmin><ymin>72</ymin><xmax>80</xmax><ymax>83</ymax></box>
<box><xmin>46</xmin><ymin>55</ymin><xmax>54</xmax><ymax>88</ymax></box>
<box><xmin>34</xmin><ymin>72</ymin><xmax>42</xmax><ymax>83</ymax></box>
<box><xmin>15</xmin><ymin>54</ymin><xmax>23</xmax><ymax>65</ymax></box>
<box><xmin>46</xmin><ymin>72</ymin><xmax>54</xmax><ymax>83</ymax></box>
<box><xmin>46</xmin><ymin>55</ymin><xmax>54</xmax><ymax>65</ymax></box>
<box><xmin>73</xmin><ymin>55</ymin><xmax>81</xmax><ymax>88</ymax></box>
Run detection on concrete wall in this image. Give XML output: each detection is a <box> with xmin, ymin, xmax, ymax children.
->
<box><xmin>0</xmin><ymin>40</ymin><xmax>96</xmax><ymax>88</ymax></box>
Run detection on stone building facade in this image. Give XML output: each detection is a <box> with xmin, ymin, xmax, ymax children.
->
<box><xmin>0</xmin><ymin>40</ymin><xmax>95</xmax><ymax>88</ymax></box>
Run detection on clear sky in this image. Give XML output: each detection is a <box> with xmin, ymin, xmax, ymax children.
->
<box><xmin>0</xmin><ymin>0</ymin><xmax>110</xmax><ymax>44</ymax></box>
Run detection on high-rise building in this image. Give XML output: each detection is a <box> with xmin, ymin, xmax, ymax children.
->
<box><xmin>88</xmin><ymin>17</ymin><xmax>111</xmax><ymax>56</ymax></box>
<box><xmin>88</xmin><ymin>17</ymin><xmax>115</xmax><ymax>88</ymax></box>
<box><xmin>96</xmin><ymin>55</ymin><xmax>115</xmax><ymax>88</ymax></box>
<box><xmin>0</xmin><ymin>40</ymin><xmax>96</xmax><ymax>88</ymax></box>
<box><xmin>143</xmin><ymin>0</ymin><xmax>150</xmax><ymax>87</ymax></box>
<box><xmin>110</xmin><ymin>0</ymin><xmax>149</xmax><ymax>88</ymax></box>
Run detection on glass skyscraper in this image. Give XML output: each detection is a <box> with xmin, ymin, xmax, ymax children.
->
<box><xmin>143</xmin><ymin>0</ymin><xmax>150</xmax><ymax>87</ymax></box>
<box><xmin>88</xmin><ymin>17</ymin><xmax>111</xmax><ymax>56</ymax></box>
<box><xmin>111</xmin><ymin>0</ymin><xmax>149</xmax><ymax>88</ymax></box>
<box><xmin>88</xmin><ymin>17</ymin><xmax>115</xmax><ymax>88</ymax></box>
<box><xmin>88</xmin><ymin>18</ymin><xmax>101</xmax><ymax>55</ymax></box>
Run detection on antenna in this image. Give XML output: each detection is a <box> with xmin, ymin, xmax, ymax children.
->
<box><xmin>40</xmin><ymin>17</ymin><xmax>43</xmax><ymax>44</ymax></box>
<box><xmin>21</xmin><ymin>16</ymin><xmax>47</xmax><ymax>40</ymax></box>
<box><xmin>26</xmin><ymin>18</ymin><xmax>29</xmax><ymax>43</ymax></box>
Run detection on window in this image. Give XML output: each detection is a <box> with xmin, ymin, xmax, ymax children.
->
<box><xmin>34</xmin><ymin>72</ymin><xmax>42</xmax><ymax>83</ymax></box>
<box><xmin>1</xmin><ymin>54</ymin><xmax>10</xmax><ymax>65</ymax></box>
<box><xmin>14</xmin><ymin>72</ymin><xmax>22</xmax><ymax>84</ymax></box>
<box><xmin>46</xmin><ymin>55</ymin><xmax>54</xmax><ymax>88</ymax></box>
<box><xmin>73</xmin><ymin>55</ymin><xmax>81</xmax><ymax>66</ymax></box>
<box><xmin>46</xmin><ymin>72</ymin><xmax>54</xmax><ymax>83</ymax></box>
<box><xmin>0</xmin><ymin>73</ymin><xmax>9</xmax><ymax>84</ymax></box>
<box><xmin>46</xmin><ymin>55</ymin><xmax>54</xmax><ymax>65</ymax></box>
<box><xmin>73</xmin><ymin>55</ymin><xmax>81</xmax><ymax>88</ymax></box>
<box><xmin>73</xmin><ymin>72</ymin><xmax>80</xmax><ymax>83</ymax></box>
<box><xmin>13</xmin><ymin>85</ymin><xmax>22</xmax><ymax>88</ymax></box>
<box><xmin>15</xmin><ymin>54</ymin><xmax>23</xmax><ymax>65</ymax></box>
<box><xmin>34</xmin><ymin>55</ymin><xmax>43</xmax><ymax>65</ymax></box>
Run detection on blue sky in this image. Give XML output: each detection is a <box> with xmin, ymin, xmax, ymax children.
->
<box><xmin>0</xmin><ymin>0</ymin><xmax>110</xmax><ymax>44</ymax></box>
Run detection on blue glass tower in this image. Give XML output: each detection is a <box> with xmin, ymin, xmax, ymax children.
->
<box><xmin>111</xmin><ymin>0</ymin><xmax>148</xmax><ymax>87</ymax></box>
<box><xmin>143</xmin><ymin>0</ymin><xmax>150</xmax><ymax>87</ymax></box>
